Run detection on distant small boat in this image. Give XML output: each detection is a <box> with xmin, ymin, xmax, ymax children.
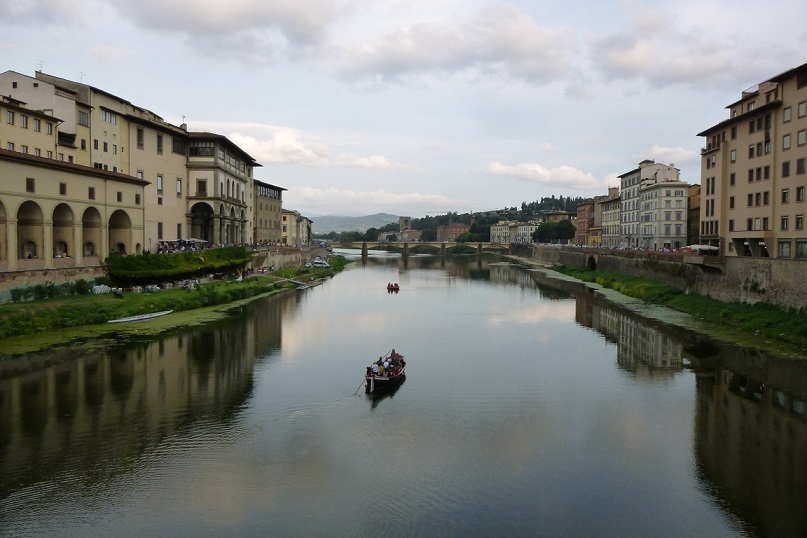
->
<box><xmin>297</xmin><ymin>284</ymin><xmax>310</xmax><ymax>290</ymax></box>
<box><xmin>387</xmin><ymin>283</ymin><xmax>400</xmax><ymax>292</ymax></box>
<box><xmin>108</xmin><ymin>310</ymin><xmax>173</xmax><ymax>323</ymax></box>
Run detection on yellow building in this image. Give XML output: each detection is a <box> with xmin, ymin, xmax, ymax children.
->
<box><xmin>698</xmin><ymin>61</ymin><xmax>807</xmax><ymax>258</ymax></box>
<box><xmin>254</xmin><ymin>179</ymin><xmax>286</xmax><ymax>244</ymax></box>
<box><xmin>0</xmin><ymin>148</ymin><xmax>147</xmax><ymax>272</ymax></box>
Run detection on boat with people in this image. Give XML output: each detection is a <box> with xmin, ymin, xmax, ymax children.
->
<box><xmin>387</xmin><ymin>282</ymin><xmax>400</xmax><ymax>292</ymax></box>
<box><xmin>366</xmin><ymin>350</ymin><xmax>406</xmax><ymax>393</ymax></box>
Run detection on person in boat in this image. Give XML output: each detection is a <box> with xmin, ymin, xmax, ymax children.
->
<box><xmin>372</xmin><ymin>362</ymin><xmax>379</xmax><ymax>375</ymax></box>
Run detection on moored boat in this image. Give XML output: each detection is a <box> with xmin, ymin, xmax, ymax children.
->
<box><xmin>108</xmin><ymin>309</ymin><xmax>173</xmax><ymax>323</ymax></box>
<box><xmin>366</xmin><ymin>350</ymin><xmax>406</xmax><ymax>392</ymax></box>
<box><xmin>387</xmin><ymin>283</ymin><xmax>400</xmax><ymax>292</ymax></box>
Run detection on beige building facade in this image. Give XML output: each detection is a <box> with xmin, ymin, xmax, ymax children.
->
<box><xmin>0</xmin><ymin>148</ymin><xmax>147</xmax><ymax>272</ymax></box>
<box><xmin>253</xmin><ymin>180</ymin><xmax>285</xmax><ymax>245</ymax></box>
<box><xmin>698</xmin><ymin>61</ymin><xmax>807</xmax><ymax>258</ymax></box>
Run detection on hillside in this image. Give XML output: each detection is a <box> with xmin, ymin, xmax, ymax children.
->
<box><xmin>311</xmin><ymin>213</ymin><xmax>398</xmax><ymax>234</ymax></box>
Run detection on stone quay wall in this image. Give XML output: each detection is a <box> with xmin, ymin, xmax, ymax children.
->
<box><xmin>509</xmin><ymin>244</ymin><xmax>807</xmax><ymax>310</ymax></box>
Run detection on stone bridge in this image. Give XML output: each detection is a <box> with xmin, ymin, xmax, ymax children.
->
<box><xmin>349</xmin><ymin>241</ymin><xmax>510</xmax><ymax>256</ymax></box>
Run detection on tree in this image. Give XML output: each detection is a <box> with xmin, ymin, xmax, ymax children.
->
<box><xmin>363</xmin><ymin>227</ymin><xmax>379</xmax><ymax>241</ymax></box>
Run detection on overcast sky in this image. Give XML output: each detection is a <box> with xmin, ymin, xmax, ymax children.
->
<box><xmin>2</xmin><ymin>0</ymin><xmax>805</xmax><ymax>218</ymax></box>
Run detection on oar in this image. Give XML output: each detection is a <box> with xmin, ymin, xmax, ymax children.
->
<box><xmin>353</xmin><ymin>379</ymin><xmax>366</xmax><ymax>395</ymax></box>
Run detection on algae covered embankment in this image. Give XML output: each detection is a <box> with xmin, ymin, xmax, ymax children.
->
<box><xmin>0</xmin><ymin>256</ymin><xmax>349</xmax><ymax>356</ymax></box>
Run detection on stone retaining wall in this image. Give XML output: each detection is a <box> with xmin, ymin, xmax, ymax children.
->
<box><xmin>510</xmin><ymin>244</ymin><xmax>807</xmax><ymax>310</ymax></box>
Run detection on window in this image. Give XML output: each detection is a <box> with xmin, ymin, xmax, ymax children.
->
<box><xmin>113</xmin><ymin>144</ymin><xmax>117</xmax><ymax>155</ymax></box>
<box><xmin>135</xmin><ymin>194</ymin><xmax>141</xmax><ymax>205</ymax></box>
<box><xmin>172</xmin><ymin>137</ymin><xmax>186</xmax><ymax>155</ymax></box>
<box><xmin>47</xmin><ymin>150</ymin><xmax>52</xmax><ymax>159</ymax></box>
<box><xmin>176</xmin><ymin>178</ymin><xmax>182</xmax><ymax>196</ymax></box>
<box><xmin>103</xmin><ymin>141</ymin><xmax>108</xmax><ymax>152</ymax></box>
<box><xmin>137</xmin><ymin>128</ymin><xmax>144</xmax><ymax>150</ymax></box>
<box><xmin>783</xmin><ymin>161</ymin><xmax>791</xmax><ymax>177</ymax></box>
<box><xmin>799</xmin><ymin>158</ymin><xmax>806</xmax><ymax>175</ymax></box>
<box><xmin>764</xmin><ymin>165</ymin><xmax>770</xmax><ymax>180</ymax></box>
<box><xmin>756</xmin><ymin>193</ymin><xmax>762</xmax><ymax>206</ymax></box>
<box><xmin>157</xmin><ymin>134</ymin><xmax>163</xmax><ymax>154</ymax></box>
<box><xmin>764</xmin><ymin>191</ymin><xmax>770</xmax><ymax>205</ymax></box>
<box><xmin>748</xmin><ymin>169</ymin><xmax>754</xmax><ymax>182</ymax></box>
<box><xmin>137</xmin><ymin>170</ymin><xmax>144</xmax><ymax>180</ymax></box>
<box><xmin>746</xmin><ymin>218</ymin><xmax>753</xmax><ymax>231</ymax></box>
<box><xmin>763</xmin><ymin>217</ymin><xmax>769</xmax><ymax>230</ymax></box>
<box><xmin>799</xmin><ymin>130</ymin><xmax>807</xmax><ymax>146</ymax></box>
<box><xmin>731</xmin><ymin>126</ymin><xmax>737</xmax><ymax>139</ymax></box>
<box><xmin>88</xmin><ymin>187</ymin><xmax>95</xmax><ymax>200</ymax></box>
<box><xmin>730</xmin><ymin>149</ymin><xmax>736</xmax><ymax>163</ymax></box>
<box><xmin>156</xmin><ymin>175</ymin><xmax>163</xmax><ymax>192</ymax></box>
<box><xmin>177</xmin><ymin>223</ymin><xmax>182</xmax><ymax>239</ymax></box>
<box><xmin>197</xmin><ymin>179</ymin><xmax>207</xmax><ymax>195</ymax></box>
<box><xmin>748</xmin><ymin>145</ymin><xmax>755</xmax><ymax>158</ymax></box>
<box><xmin>26</xmin><ymin>177</ymin><xmax>35</xmax><ymax>192</ymax></box>
<box><xmin>94</xmin><ymin>139</ymin><xmax>99</xmax><ymax>150</ymax></box>
<box><xmin>20</xmin><ymin>145</ymin><xmax>28</xmax><ymax>154</ymax></box>
<box><xmin>7</xmin><ymin>111</ymin><xmax>14</xmax><ymax>124</ymax></box>
<box><xmin>158</xmin><ymin>197</ymin><xmax>163</xmax><ymax>205</ymax></box>
<box><xmin>59</xmin><ymin>182</ymin><xmax>66</xmax><ymax>195</ymax></box>
<box><xmin>748</xmin><ymin>194</ymin><xmax>754</xmax><ymax>207</ymax></box>
<box><xmin>798</xmin><ymin>186</ymin><xmax>805</xmax><ymax>202</ymax></box>
<box><xmin>784</xmin><ymin>106</ymin><xmax>792</xmax><ymax>122</ymax></box>
<box><xmin>730</xmin><ymin>172</ymin><xmax>736</xmax><ymax>186</ymax></box>
<box><xmin>7</xmin><ymin>142</ymin><xmax>13</xmax><ymax>151</ymax></box>
<box><xmin>799</xmin><ymin>101</ymin><xmax>807</xmax><ymax>118</ymax></box>
<box><xmin>34</xmin><ymin>148</ymin><xmax>40</xmax><ymax>156</ymax></box>
<box><xmin>33</xmin><ymin>118</ymin><xmax>41</xmax><ymax>131</ymax></box>
<box><xmin>729</xmin><ymin>219</ymin><xmax>734</xmax><ymax>231</ymax></box>
<box><xmin>798</xmin><ymin>215</ymin><xmax>804</xmax><ymax>230</ymax></box>
<box><xmin>782</xmin><ymin>216</ymin><xmax>790</xmax><ymax>230</ymax></box>
<box><xmin>101</xmin><ymin>109</ymin><xmax>117</xmax><ymax>124</ymax></box>
<box><xmin>784</xmin><ymin>134</ymin><xmax>791</xmax><ymax>149</ymax></box>
<box><xmin>78</xmin><ymin>110</ymin><xmax>89</xmax><ymax>126</ymax></box>
<box><xmin>779</xmin><ymin>240</ymin><xmax>792</xmax><ymax>258</ymax></box>
<box><xmin>783</xmin><ymin>189</ymin><xmax>790</xmax><ymax>203</ymax></box>
<box><xmin>756</xmin><ymin>167</ymin><xmax>762</xmax><ymax>181</ymax></box>
<box><xmin>158</xmin><ymin>222</ymin><xmax>163</xmax><ymax>240</ymax></box>
<box><xmin>20</xmin><ymin>115</ymin><xmax>28</xmax><ymax>128</ymax></box>
<box><xmin>757</xmin><ymin>142</ymin><xmax>763</xmax><ymax>156</ymax></box>
<box><xmin>730</xmin><ymin>196</ymin><xmax>735</xmax><ymax>209</ymax></box>
<box><xmin>81</xmin><ymin>139</ymin><xmax>86</xmax><ymax>150</ymax></box>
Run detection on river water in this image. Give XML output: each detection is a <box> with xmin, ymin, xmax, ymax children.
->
<box><xmin>1</xmin><ymin>252</ymin><xmax>806</xmax><ymax>537</ymax></box>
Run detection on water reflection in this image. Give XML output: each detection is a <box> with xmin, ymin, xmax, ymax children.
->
<box><xmin>2</xmin><ymin>256</ymin><xmax>807</xmax><ymax>536</ymax></box>
<box><xmin>530</xmin><ymin>265</ymin><xmax>807</xmax><ymax>535</ymax></box>
<box><xmin>0</xmin><ymin>292</ymin><xmax>295</xmax><ymax>503</ymax></box>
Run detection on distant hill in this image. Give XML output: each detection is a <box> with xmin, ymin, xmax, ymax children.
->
<box><xmin>311</xmin><ymin>213</ymin><xmax>399</xmax><ymax>234</ymax></box>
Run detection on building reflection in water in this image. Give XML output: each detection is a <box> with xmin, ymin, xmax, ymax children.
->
<box><xmin>0</xmin><ymin>291</ymin><xmax>293</xmax><ymax>502</ymax></box>
<box><xmin>530</xmin><ymin>267</ymin><xmax>807</xmax><ymax>535</ymax></box>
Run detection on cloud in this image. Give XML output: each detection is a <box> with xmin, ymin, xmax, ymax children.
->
<box><xmin>205</xmin><ymin>125</ymin><xmax>407</xmax><ymax>170</ymax></box>
<box><xmin>642</xmin><ymin>145</ymin><xmax>700</xmax><ymax>171</ymax></box>
<box><xmin>108</xmin><ymin>0</ymin><xmax>340</xmax><ymax>45</ymax></box>
<box><xmin>331</xmin><ymin>4</ymin><xmax>575</xmax><ymax>84</ymax></box>
<box><xmin>285</xmin><ymin>186</ymin><xmax>460</xmax><ymax>215</ymax></box>
<box><xmin>485</xmin><ymin>162</ymin><xmax>602</xmax><ymax>190</ymax></box>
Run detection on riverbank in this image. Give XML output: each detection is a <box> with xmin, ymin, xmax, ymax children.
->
<box><xmin>506</xmin><ymin>254</ymin><xmax>807</xmax><ymax>359</ymax></box>
<box><xmin>0</xmin><ymin>256</ymin><xmax>349</xmax><ymax>357</ymax></box>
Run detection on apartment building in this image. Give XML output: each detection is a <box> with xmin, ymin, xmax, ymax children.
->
<box><xmin>436</xmin><ymin>223</ymin><xmax>470</xmax><ymax>242</ymax></box>
<box><xmin>599</xmin><ymin>189</ymin><xmax>621</xmax><ymax>248</ymax></box>
<box><xmin>638</xmin><ymin>178</ymin><xmax>689</xmax><ymax>250</ymax></box>
<box><xmin>575</xmin><ymin>200</ymin><xmax>595</xmax><ymax>245</ymax></box>
<box><xmin>619</xmin><ymin>160</ymin><xmax>682</xmax><ymax>248</ymax></box>
<box><xmin>282</xmin><ymin>209</ymin><xmax>312</xmax><ymax>247</ymax></box>
<box><xmin>698</xmin><ymin>61</ymin><xmax>807</xmax><ymax>258</ymax></box>
<box><xmin>254</xmin><ymin>180</ymin><xmax>286</xmax><ymax>244</ymax></box>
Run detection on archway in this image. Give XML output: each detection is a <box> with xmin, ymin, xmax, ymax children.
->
<box><xmin>82</xmin><ymin>206</ymin><xmax>102</xmax><ymax>258</ymax></box>
<box><xmin>586</xmin><ymin>255</ymin><xmax>597</xmax><ymax>271</ymax></box>
<box><xmin>52</xmin><ymin>203</ymin><xmax>75</xmax><ymax>257</ymax></box>
<box><xmin>189</xmin><ymin>202</ymin><xmax>214</xmax><ymax>243</ymax></box>
<box><xmin>0</xmin><ymin>200</ymin><xmax>7</xmax><ymax>261</ymax></box>
<box><xmin>108</xmin><ymin>209</ymin><xmax>132</xmax><ymax>255</ymax></box>
<box><xmin>17</xmin><ymin>201</ymin><xmax>44</xmax><ymax>260</ymax></box>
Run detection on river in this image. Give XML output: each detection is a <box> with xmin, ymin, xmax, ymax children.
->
<box><xmin>0</xmin><ymin>251</ymin><xmax>805</xmax><ymax>537</ymax></box>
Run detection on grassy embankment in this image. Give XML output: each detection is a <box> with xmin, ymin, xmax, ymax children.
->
<box><xmin>550</xmin><ymin>264</ymin><xmax>807</xmax><ymax>354</ymax></box>
<box><xmin>0</xmin><ymin>255</ymin><xmax>349</xmax><ymax>341</ymax></box>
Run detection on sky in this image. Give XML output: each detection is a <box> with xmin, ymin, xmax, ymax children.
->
<box><xmin>2</xmin><ymin>0</ymin><xmax>806</xmax><ymax>219</ymax></box>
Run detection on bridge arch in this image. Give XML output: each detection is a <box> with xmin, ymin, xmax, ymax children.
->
<box><xmin>586</xmin><ymin>254</ymin><xmax>597</xmax><ymax>271</ymax></box>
